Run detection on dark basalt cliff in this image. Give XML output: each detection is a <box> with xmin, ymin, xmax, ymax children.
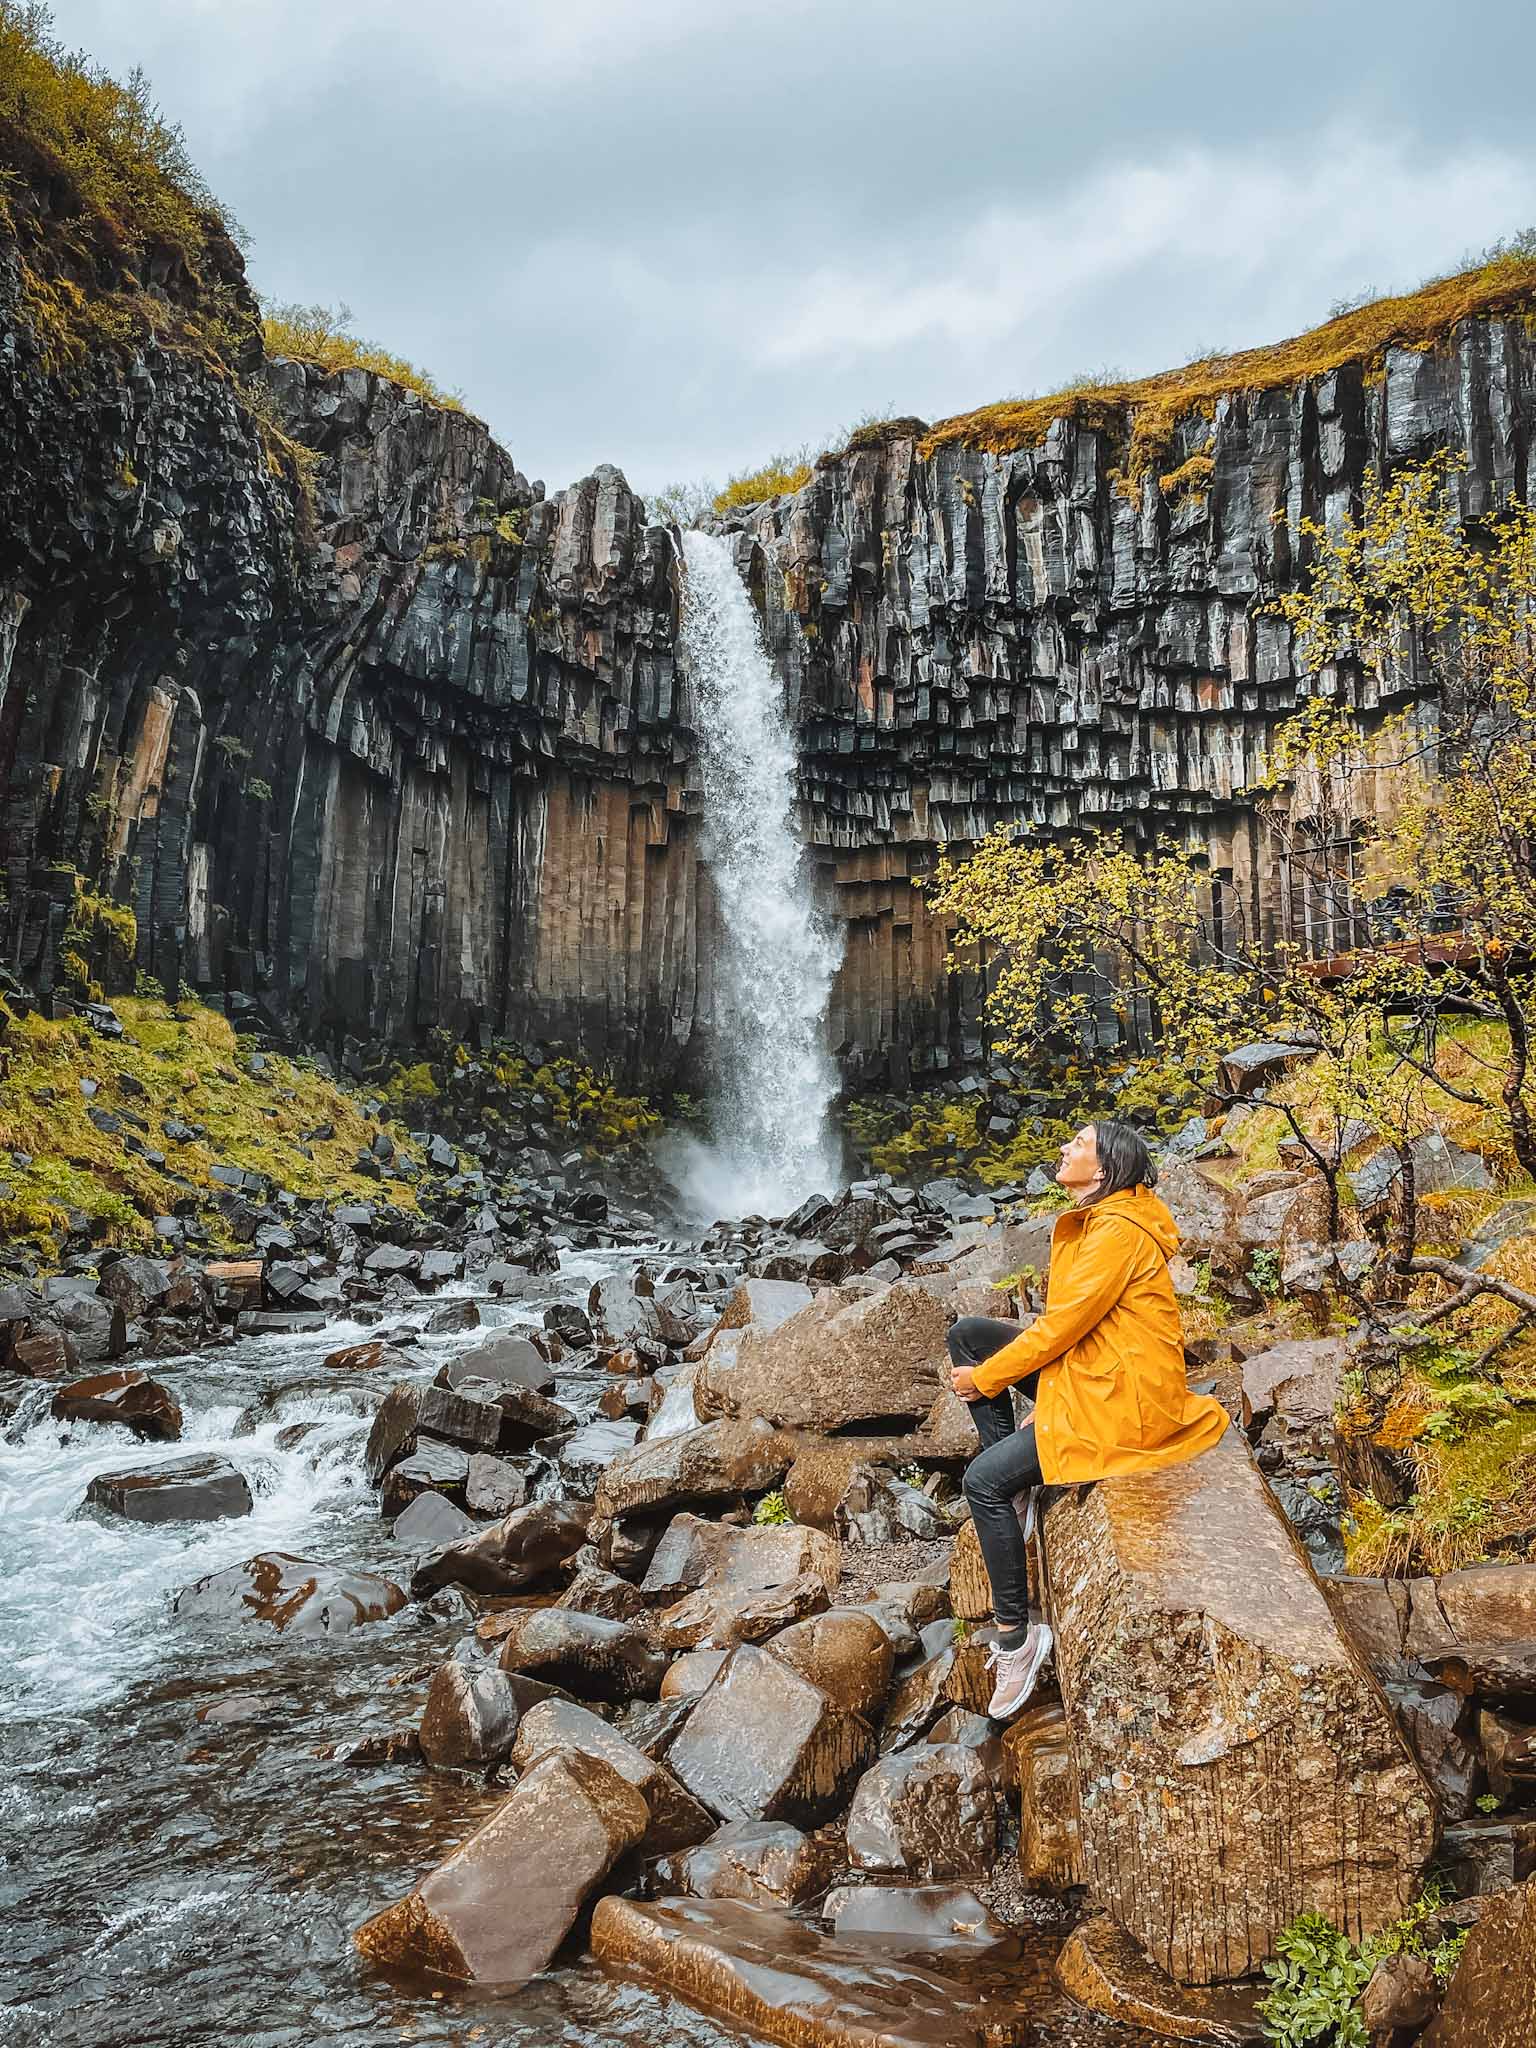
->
<box><xmin>3</xmin><ymin>189</ymin><xmax>1533</xmax><ymax>1084</ymax></box>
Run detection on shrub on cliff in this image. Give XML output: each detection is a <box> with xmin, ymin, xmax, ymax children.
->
<box><xmin>260</xmin><ymin>300</ymin><xmax>464</xmax><ymax>412</ymax></box>
<box><xmin>711</xmin><ymin>449</ymin><xmax>814</xmax><ymax>515</ymax></box>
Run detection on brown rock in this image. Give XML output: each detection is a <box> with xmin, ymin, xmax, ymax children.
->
<box><xmin>7</xmin><ymin>1323</ymin><xmax>82</xmax><ymax>1378</ymax></box>
<box><xmin>1382</xmin><ymin>1677</ymin><xmax>1482</xmax><ymax>1821</ymax></box>
<box><xmin>657</xmin><ymin>1819</ymin><xmax>833</xmax><ymax>1907</ymax></box>
<box><xmin>591</xmin><ymin>1895</ymin><xmax>1036</xmax><ymax>2048</ymax></box>
<box><xmin>705</xmin><ymin>1283</ymin><xmax>950</xmax><ymax>1432</ymax></box>
<box><xmin>1359</xmin><ymin>1951</ymin><xmax>1440</xmax><ymax>2036</ymax></box>
<box><xmin>1003</xmin><ymin>1702</ymin><xmax>1083</xmax><ymax>1890</ymax></box>
<box><xmin>766</xmin><ymin>1610</ymin><xmax>895</xmax><ymax>1722</ymax></box>
<box><xmin>86</xmin><ymin>1455</ymin><xmax>252</xmax><ymax>1525</ymax></box>
<box><xmin>599</xmin><ymin>1375</ymin><xmax>654</xmax><ymax>1421</ymax></box>
<box><xmin>50</xmin><ymin>1368</ymin><xmax>182</xmax><ymax>1442</ymax></box>
<box><xmin>1426</xmin><ymin>1643</ymin><xmax>1536</xmax><ymax>1708</ymax></box>
<box><xmin>594</xmin><ymin>1420</ymin><xmax>799</xmax><ymax>1522</ymax></box>
<box><xmin>323</xmin><ymin>1339</ymin><xmax>390</xmax><ymax>1371</ymax></box>
<box><xmin>379</xmin><ymin>1438</ymin><xmax>470</xmax><ymax>1516</ymax></box>
<box><xmin>496</xmin><ymin>1607</ymin><xmax>669</xmax><ymax>1702</ymax></box>
<box><xmin>1481</xmin><ymin>1708</ymin><xmax>1536</xmax><ymax>1804</ymax></box>
<box><xmin>948</xmin><ymin>1517</ymin><xmax>992</xmax><ymax>1622</ymax></box>
<box><xmin>172</xmin><ymin>1552</ymin><xmax>405</xmax><ymax>1634</ymax></box>
<box><xmin>1240</xmin><ymin>1336</ymin><xmax>1348</xmax><ymax>1443</ymax></box>
<box><xmin>1424</xmin><ymin>1872</ymin><xmax>1536</xmax><ymax>2045</ymax></box>
<box><xmin>708</xmin><ymin>1277</ymin><xmax>814</xmax><ymax>1343</ymax></box>
<box><xmin>557</xmin><ymin>1556</ymin><xmax>649</xmax><ymax>1622</ymax></box>
<box><xmin>654</xmin><ymin>1570</ymin><xmax>830</xmax><ymax>1651</ymax></box>
<box><xmin>511</xmin><ymin>1697</ymin><xmax>713</xmax><ymax>1856</ymax></box>
<box><xmin>640</xmin><ymin>1513</ymin><xmax>841</xmax><ymax>1604</ymax></box>
<box><xmin>418</xmin><ymin>1657</ymin><xmax>525</xmax><ymax>1768</ymax></box>
<box><xmin>666</xmin><ymin>1643</ymin><xmax>875</xmax><ymax>1827</ymax></box>
<box><xmin>410</xmin><ymin>1500</ymin><xmax>591</xmax><ymax>1598</ymax></box>
<box><xmin>1055</xmin><ymin>1916</ymin><xmax>1265</xmax><ymax>2044</ymax></box>
<box><xmin>844</xmin><ymin>1742</ymin><xmax>1003</xmax><ymax>1880</ymax></box>
<box><xmin>661</xmin><ymin>1648</ymin><xmax>729</xmax><ymax>1699</ymax></box>
<box><xmin>416</xmin><ymin>1380</ymin><xmax>574</xmax><ymax>1456</ymax></box>
<box><xmin>823</xmin><ymin>1883</ymin><xmax>1017</xmax><ymax>1955</ymax></box>
<box><xmin>1438</xmin><ymin>1814</ymin><xmax>1536</xmax><ymax>1895</ymax></box>
<box><xmin>1047</xmin><ymin>1428</ymin><xmax>1436</xmax><ymax>1983</ymax></box>
<box><xmin>204</xmin><ymin>1258</ymin><xmax>264</xmax><ymax>1307</ymax></box>
<box><xmin>355</xmin><ymin>1749</ymin><xmax>648</xmax><ymax>1985</ymax></box>
<box><xmin>391</xmin><ymin>1491</ymin><xmax>475</xmax><ymax>1551</ymax></box>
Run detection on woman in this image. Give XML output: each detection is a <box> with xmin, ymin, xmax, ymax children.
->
<box><xmin>948</xmin><ymin>1119</ymin><xmax>1229</xmax><ymax>1719</ymax></box>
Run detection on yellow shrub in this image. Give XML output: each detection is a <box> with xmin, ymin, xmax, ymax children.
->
<box><xmin>262</xmin><ymin>301</ymin><xmax>464</xmax><ymax>412</ymax></box>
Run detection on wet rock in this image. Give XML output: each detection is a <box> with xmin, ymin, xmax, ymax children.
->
<box><xmin>589</xmin><ymin>1272</ymin><xmax>661</xmax><ymax>1345</ymax></box>
<box><xmin>545</xmin><ymin>1301</ymin><xmax>593</xmax><ymax>1349</ymax></box>
<box><xmin>766</xmin><ymin>1610</ymin><xmax>895</xmax><ymax>1722</ymax></box>
<box><xmin>845</xmin><ymin>1741</ymin><xmax>1003</xmax><ymax>1880</ymax></box>
<box><xmin>436</xmin><ymin>1333</ymin><xmax>555</xmax><ymax>1395</ymax></box>
<box><xmin>556</xmin><ymin>1556</ymin><xmax>649</xmax><ymax>1622</ymax></box>
<box><xmin>237</xmin><ymin>1309</ymin><xmax>328</xmax><ymax>1335</ymax></box>
<box><xmin>1003</xmin><ymin>1702</ymin><xmax>1083</xmax><ymax>1890</ymax></box>
<box><xmin>5</xmin><ymin>1320</ymin><xmax>82</xmax><ymax>1379</ymax></box>
<box><xmin>424</xmin><ymin>1298</ymin><xmax>480</xmax><ymax>1336</ymax></box>
<box><xmin>666</xmin><ymin>1643</ymin><xmax>875</xmax><ymax>1827</ymax></box>
<box><xmin>1481</xmin><ymin>1708</ymin><xmax>1536</xmax><ymax>1805</ymax></box>
<box><xmin>1155</xmin><ymin>1163</ymin><xmax>1242</xmax><ymax>1256</ymax></box>
<box><xmin>708</xmin><ymin>1277</ymin><xmax>814</xmax><ymax>1342</ymax></box>
<box><xmin>496</xmin><ymin>1607</ymin><xmax>669</xmax><ymax>1702</ymax></box>
<box><xmin>599</xmin><ymin>1375</ymin><xmax>654</xmax><ymax>1421</ymax></box>
<box><xmin>418</xmin><ymin>1657</ymin><xmax>526</xmax><ymax>1769</ymax></box>
<box><xmin>824</xmin><ymin>1883</ymin><xmax>1017</xmax><ymax>1954</ymax></box>
<box><xmin>323</xmin><ymin>1339</ymin><xmax>398</xmax><ymax>1372</ymax></box>
<box><xmin>464</xmin><ymin>1450</ymin><xmax>526</xmax><ymax>1516</ymax></box>
<box><xmin>1056</xmin><ymin>1917</ymin><xmax>1265</xmax><ymax>2045</ymax></box>
<box><xmin>704</xmin><ymin>1283</ymin><xmax>950</xmax><ymax>1432</ymax></box>
<box><xmin>50</xmin><ymin>1290</ymin><xmax>127</xmax><ymax>1364</ymax></box>
<box><xmin>1360</xmin><ymin>1951</ymin><xmax>1441</xmax><ymax>2037</ymax></box>
<box><xmin>598</xmin><ymin>1510</ymin><xmax>671</xmax><ymax>1581</ymax></box>
<box><xmin>1382</xmin><ymin>1676</ymin><xmax>1483</xmax><ymax>1821</ymax></box>
<box><xmin>1239</xmin><ymin>1336</ymin><xmax>1348</xmax><ymax>1445</ymax></box>
<box><xmin>559</xmin><ymin>1418</ymin><xmax>643</xmax><ymax>1497</ymax></box>
<box><xmin>640</xmin><ymin>1514</ymin><xmax>842</xmax><ymax>1605</ymax></box>
<box><xmin>417</xmin><ymin>1380</ymin><xmax>574</xmax><ymax>1457</ymax></box>
<box><xmin>590</xmin><ymin>1896</ymin><xmax>1036</xmax><ymax>2047</ymax></box>
<box><xmin>833</xmin><ymin>1467</ymin><xmax>948</xmax><ymax>1545</ymax></box>
<box><xmin>380</xmin><ymin>1438</ymin><xmax>471</xmax><ymax>1515</ymax></box>
<box><xmin>50</xmin><ymin>1368</ymin><xmax>182</xmax><ymax>1441</ymax></box>
<box><xmin>196</xmin><ymin>1693</ymin><xmax>281</xmax><ymax>1727</ymax></box>
<box><xmin>355</xmin><ymin>1749</ymin><xmax>648</xmax><ymax>1986</ymax></box>
<box><xmin>661</xmin><ymin>1647</ymin><xmax>729</xmax><ymax>1699</ymax></box>
<box><xmin>411</xmin><ymin>1499</ymin><xmax>592</xmax><ymax>1598</ymax></box>
<box><xmin>594</xmin><ymin>1419</ymin><xmax>799</xmax><ymax>1521</ymax></box>
<box><xmin>96</xmin><ymin>1254</ymin><xmax>175</xmax><ymax>1322</ymax></box>
<box><xmin>511</xmin><ymin>1698</ymin><xmax>713</xmax><ymax>1856</ymax></box>
<box><xmin>658</xmin><ymin>1819</ymin><xmax>833</xmax><ymax>1907</ymax></box>
<box><xmin>655</xmin><ymin>1570</ymin><xmax>831</xmax><ymax>1651</ymax></box>
<box><xmin>1047</xmin><ymin>1427</ymin><xmax>1435</xmax><ymax>1983</ymax></box>
<box><xmin>880</xmin><ymin>1622</ymin><xmax>993</xmax><ymax>1748</ymax></box>
<box><xmin>392</xmin><ymin>1491</ymin><xmax>476</xmax><ymax>1551</ymax></box>
<box><xmin>1426</xmin><ymin>1642</ymin><xmax>1536</xmax><ymax>1708</ymax></box>
<box><xmin>1423</xmin><ymin>1871</ymin><xmax>1536</xmax><ymax>2044</ymax></box>
<box><xmin>85</xmin><ymin>1455</ymin><xmax>252</xmax><ymax>1524</ymax></box>
<box><xmin>172</xmin><ymin>1552</ymin><xmax>405</xmax><ymax>1634</ymax></box>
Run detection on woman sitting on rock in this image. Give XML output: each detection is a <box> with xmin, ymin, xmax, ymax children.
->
<box><xmin>947</xmin><ymin>1119</ymin><xmax>1229</xmax><ymax>1719</ymax></box>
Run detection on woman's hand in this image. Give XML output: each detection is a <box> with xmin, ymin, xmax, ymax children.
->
<box><xmin>950</xmin><ymin>1364</ymin><xmax>980</xmax><ymax>1402</ymax></box>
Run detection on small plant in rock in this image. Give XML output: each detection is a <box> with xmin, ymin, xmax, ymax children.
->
<box><xmin>1248</xmin><ymin>1248</ymin><xmax>1282</xmax><ymax>1298</ymax></box>
<box><xmin>952</xmin><ymin>1618</ymin><xmax>972</xmax><ymax>1644</ymax></box>
<box><xmin>1258</xmin><ymin>1886</ymin><xmax>1465</xmax><ymax>2046</ymax></box>
<box><xmin>1476</xmin><ymin>1791</ymin><xmax>1502</xmax><ymax>1812</ymax></box>
<box><xmin>752</xmin><ymin>1491</ymin><xmax>791</xmax><ymax>1527</ymax></box>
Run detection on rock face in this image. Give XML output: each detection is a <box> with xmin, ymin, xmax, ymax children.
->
<box><xmin>7</xmin><ymin>142</ymin><xmax>1520</xmax><ymax>1087</ymax></box>
<box><xmin>355</xmin><ymin>1749</ymin><xmax>649</xmax><ymax>1985</ymax></box>
<box><xmin>1046</xmin><ymin>1428</ymin><xmax>1437</xmax><ymax>1984</ymax></box>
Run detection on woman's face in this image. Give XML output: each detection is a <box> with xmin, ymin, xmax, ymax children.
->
<box><xmin>1056</xmin><ymin>1124</ymin><xmax>1102</xmax><ymax>1198</ymax></box>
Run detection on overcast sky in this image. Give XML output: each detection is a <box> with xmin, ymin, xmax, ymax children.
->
<box><xmin>46</xmin><ymin>0</ymin><xmax>1536</xmax><ymax>498</ymax></box>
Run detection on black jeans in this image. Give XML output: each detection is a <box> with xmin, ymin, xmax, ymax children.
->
<box><xmin>950</xmin><ymin>1315</ymin><xmax>1046</xmax><ymax>1636</ymax></box>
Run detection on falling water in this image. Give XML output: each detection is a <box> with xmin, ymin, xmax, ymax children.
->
<box><xmin>676</xmin><ymin>529</ymin><xmax>843</xmax><ymax>1217</ymax></box>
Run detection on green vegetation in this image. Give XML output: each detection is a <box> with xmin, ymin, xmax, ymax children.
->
<box><xmin>260</xmin><ymin>300</ymin><xmax>464</xmax><ymax>412</ymax></box>
<box><xmin>1258</xmin><ymin>1888</ymin><xmax>1467</xmax><ymax>2046</ymax></box>
<box><xmin>381</xmin><ymin>1041</ymin><xmax>659</xmax><ymax>1159</ymax></box>
<box><xmin>711</xmin><ymin>448</ymin><xmax>814</xmax><ymax>516</ymax></box>
<box><xmin>752</xmin><ymin>1491</ymin><xmax>791</xmax><ymax>1527</ymax></box>
<box><xmin>921</xmin><ymin>243</ymin><xmax>1536</xmax><ymax>482</ymax></box>
<box><xmin>0</xmin><ymin>996</ymin><xmax>421</xmax><ymax>1256</ymax></box>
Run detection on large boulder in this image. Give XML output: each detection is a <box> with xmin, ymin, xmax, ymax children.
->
<box><xmin>766</xmin><ymin>1610</ymin><xmax>896</xmax><ymax>1722</ymax></box>
<box><xmin>172</xmin><ymin>1553</ymin><xmax>405</xmax><ymax>1635</ymax></box>
<box><xmin>436</xmin><ymin>1333</ymin><xmax>555</xmax><ymax>1395</ymax></box>
<box><xmin>844</xmin><ymin>1742</ymin><xmax>1004</xmax><ymax>1880</ymax></box>
<box><xmin>641</xmin><ymin>1514</ymin><xmax>841</xmax><ymax>1604</ymax></box>
<box><xmin>355</xmin><ymin>1750</ymin><xmax>649</xmax><ymax>1985</ymax></box>
<box><xmin>85</xmin><ymin>1456</ymin><xmax>251</xmax><ymax>1525</ymax></box>
<box><xmin>410</xmin><ymin>1500</ymin><xmax>591</xmax><ymax>1598</ymax></box>
<box><xmin>50</xmin><ymin>1369</ymin><xmax>182</xmax><ymax>1441</ymax></box>
<box><xmin>496</xmin><ymin>1608</ymin><xmax>669</xmax><ymax>1703</ymax></box>
<box><xmin>702</xmin><ymin>1283</ymin><xmax>950</xmax><ymax>1431</ymax></box>
<box><xmin>418</xmin><ymin>1658</ymin><xmax>528</xmax><ymax>1768</ymax></box>
<box><xmin>1046</xmin><ymin>1427</ymin><xmax>1436</xmax><ymax>1984</ymax></box>
<box><xmin>665</xmin><ymin>1643</ymin><xmax>875</xmax><ymax>1827</ymax></box>
<box><xmin>510</xmin><ymin>1698</ymin><xmax>713</xmax><ymax>1856</ymax></box>
<box><xmin>593</xmin><ymin>1420</ymin><xmax>798</xmax><ymax>1522</ymax></box>
<box><xmin>1423</xmin><ymin>1872</ymin><xmax>1536</xmax><ymax>2045</ymax></box>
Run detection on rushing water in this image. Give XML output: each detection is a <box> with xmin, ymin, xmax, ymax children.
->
<box><xmin>675</xmin><ymin>531</ymin><xmax>843</xmax><ymax>1220</ymax></box>
<box><xmin>0</xmin><ymin>1260</ymin><xmax>738</xmax><ymax>2048</ymax></box>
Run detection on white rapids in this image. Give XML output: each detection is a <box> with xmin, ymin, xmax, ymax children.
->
<box><xmin>675</xmin><ymin>529</ymin><xmax>844</xmax><ymax>1219</ymax></box>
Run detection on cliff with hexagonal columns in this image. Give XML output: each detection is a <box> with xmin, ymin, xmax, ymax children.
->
<box><xmin>3</xmin><ymin>186</ymin><xmax>1533</xmax><ymax>1084</ymax></box>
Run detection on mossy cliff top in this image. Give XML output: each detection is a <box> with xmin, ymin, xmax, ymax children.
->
<box><xmin>920</xmin><ymin>249</ymin><xmax>1536</xmax><ymax>481</ymax></box>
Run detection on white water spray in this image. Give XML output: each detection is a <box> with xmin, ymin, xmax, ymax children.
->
<box><xmin>676</xmin><ymin>529</ymin><xmax>843</xmax><ymax>1217</ymax></box>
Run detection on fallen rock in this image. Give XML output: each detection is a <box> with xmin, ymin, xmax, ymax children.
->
<box><xmin>557</xmin><ymin>1556</ymin><xmax>650</xmax><ymax>1622</ymax></box>
<box><xmin>1003</xmin><ymin>1702</ymin><xmax>1083</xmax><ymax>1890</ymax></box>
<box><xmin>416</xmin><ymin>1380</ymin><xmax>574</xmax><ymax>1457</ymax></box>
<box><xmin>666</xmin><ymin>1643</ymin><xmax>875</xmax><ymax>1827</ymax></box>
<box><xmin>657</xmin><ymin>1819</ymin><xmax>832</xmax><ymax>1907</ymax></box>
<box><xmin>50</xmin><ymin>1369</ymin><xmax>182</xmax><ymax>1441</ymax></box>
<box><xmin>5</xmin><ymin>1321</ymin><xmax>82</xmax><ymax>1379</ymax></box>
<box><xmin>51</xmin><ymin>1290</ymin><xmax>127</xmax><ymax>1364</ymax></box>
<box><xmin>766</xmin><ymin>1610</ymin><xmax>896</xmax><ymax>1722</ymax></box>
<box><xmin>496</xmin><ymin>1607</ymin><xmax>669</xmax><ymax>1702</ymax></box>
<box><xmin>1423</xmin><ymin>1870</ymin><xmax>1536</xmax><ymax>2045</ymax></box>
<box><xmin>418</xmin><ymin>1657</ymin><xmax>526</xmax><ymax>1769</ymax></box>
<box><xmin>640</xmin><ymin>1514</ymin><xmax>841</xmax><ymax>1605</ymax></box>
<box><xmin>1155</xmin><ymin>1163</ymin><xmax>1242</xmax><ymax>1257</ymax></box>
<box><xmin>323</xmin><ymin>1339</ymin><xmax>400</xmax><ymax>1371</ymax></box>
<box><xmin>844</xmin><ymin>1741</ymin><xmax>1003</xmax><ymax>1880</ymax></box>
<box><xmin>511</xmin><ymin>1697</ymin><xmax>713</xmax><ymax>1856</ymax></box>
<box><xmin>661</xmin><ymin>1648</ymin><xmax>729</xmax><ymax>1700</ymax></box>
<box><xmin>824</xmin><ymin>1883</ymin><xmax>1017</xmax><ymax>1955</ymax></box>
<box><xmin>706</xmin><ymin>1283</ymin><xmax>951</xmax><ymax>1431</ymax></box>
<box><xmin>654</xmin><ymin>1570</ymin><xmax>830</xmax><ymax>1651</ymax></box>
<box><xmin>1360</xmin><ymin>1951</ymin><xmax>1441</xmax><ymax>2037</ymax></box>
<box><xmin>436</xmin><ymin>1333</ymin><xmax>555</xmax><ymax>1395</ymax></box>
<box><xmin>1056</xmin><ymin>1916</ymin><xmax>1265</xmax><ymax>2045</ymax></box>
<box><xmin>464</xmin><ymin>1451</ymin><xmax>526</xmax><ymax>1516</ymax></box>
<box><xmin>85</xmin><ymin>1456</ymin><xmax>252</xmax><ymax>1525</ymax></box>
<box><xmin>594</xmin><ymin>1420</ymin><xmax>799</xmax><ymax>1521</ymax></box>
<box><xmin>1240</xmin><ymin>1337</ymin><xmax>1348</xmax><ymax>1445</ymax></box>
<box><xmin>392</xmin><ymin>1492</ymin><xmax>476</xmax><ymax>1551</ymax></box>
<box><xmin>707</xmin><ymin>1277</ymin><xmax>814</xmax><ymax>1343</ymax></box>
<box><xmin>172</xmin><ymin>1553</ymin><xmax>405</xmax><ymax>1634</ymax></box>
<box><xmin>380</xmin><ymin>1438</ymin><xmax>470</xmax><ymax>1516</ymax></box>
<box><xmin>410</xmin><ymin>1500</ymin><xmax>592</xmax><ymax>1598</ymax></box>
<box><xmin>833</xmin><ymin>1467</ymin><xmax>948</xmax><ymax>1545</ymax></box>
<box><xmin>355</xmin><ymin>1749</ymin><xmax>649</xmax><ymax>1985</ymax></box>
<box><xmin>1047</xmin><ymin>1428</ymin><xmax>1436</xmax><ymax>1983</ymax></box>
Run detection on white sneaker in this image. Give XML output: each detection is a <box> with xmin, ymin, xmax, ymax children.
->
<box><xmin>985</xmin><ymin>1625</ymin><xmax>1054</xmax><ymax>1718</ymax></box>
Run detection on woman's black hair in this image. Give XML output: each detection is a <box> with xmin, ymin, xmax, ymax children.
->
<box><xmin>1085</xmin><ymin>1119</ymin><xmax>1157</xmax><ymax>1203</ymax></box>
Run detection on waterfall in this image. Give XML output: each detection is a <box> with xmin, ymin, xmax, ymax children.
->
<box><xmin>676</xmin><ymin>529</ymin><xmax>843</xmax><ymax>1218</ymax></box>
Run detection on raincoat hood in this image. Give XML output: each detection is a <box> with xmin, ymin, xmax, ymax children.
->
<box><xmin>1089</xmin><ymin>1184</ymin><xmax>1180</xmax><ymax>1261</ymax></box>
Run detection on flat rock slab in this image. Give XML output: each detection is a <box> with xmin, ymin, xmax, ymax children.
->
<box><xmin>1056</xmin><ymin>1917</ymin><xmax>1265</xmax><ymax>2044</ymax></box>
<box><xmin>172</xmin><ymin>1553</ymin><xmax>406</xmax><ymax>1635</ymax></box>
<box><xmin>85</xmin><ymin>1455</ymin><xmax>252</xmax><ymax>1525</ymax></box>
<box><xmin>357</xmin><ymin>1749</ymin><xmax>648</xmax><ymax>1986</ymax></box>
<box><xmin>1046</xmin><ymin>1427</ymin><xmax>1435</xmax><ymax>1984</ymax></box>
<box><xmin>591</xmin><ymin>1896</ymin><xmax>1042</xmax><ymax>2048</ymax></box>
<box><xmin>667</xmin><ymin>1643</ymin><xmax>874</xmax><ymax>1828</ymax></box>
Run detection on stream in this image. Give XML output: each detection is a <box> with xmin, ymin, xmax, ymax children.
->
<box><xmin>0</xmin><ymin>1251</ymin><xmax>740</xmax><ymax>2048</ymax></box>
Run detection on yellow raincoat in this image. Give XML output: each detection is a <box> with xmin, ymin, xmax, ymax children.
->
<box><xmin>969</xmin><ymin>1184</ymin><xmax>1229</xmax><ymax>1484</ymax></box>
